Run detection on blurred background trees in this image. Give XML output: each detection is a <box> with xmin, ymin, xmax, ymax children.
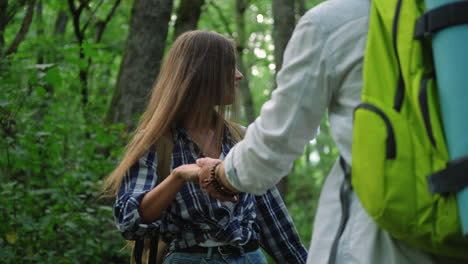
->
<box><xmin>0</xmin><ymin>0</ymin><xmax>334</xmax><ymax>262</ymax></box>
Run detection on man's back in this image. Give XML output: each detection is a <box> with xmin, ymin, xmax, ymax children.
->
<box><xmin>301</xmin><ymin>0</ymin><xmax>369</xmax><ymax>164</ymax></box>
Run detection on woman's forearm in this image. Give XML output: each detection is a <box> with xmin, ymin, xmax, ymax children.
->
<box><xmin>139</xmin><ymin>170</ymin><xmax>185</xmax><ymax>223</ymax></box>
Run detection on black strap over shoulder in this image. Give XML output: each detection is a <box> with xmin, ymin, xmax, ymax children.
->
<box><xmin>328</xmin><ymin>157</ymin><xmax>352</xmax><ymax>264</ymax></box>
<box><xmin>414</xmin><ymin>1</ymin><xmax>468</xmax><ymax>39</ymax></box>
<box><xmin>132</xmin><ymin>236</ymin><xmax>160</xmax><ymax>264</ymax></box>
<box><xmin>148</xmin><ymin>237</ymin><xmax>159</xmax><ymax>264</ymax></box>
<box><xmin>339</xmin><ymin>156</ymin><xmax>352</xmax><ymax>184</ymax></box>
<box><xmin>427</xmin><ymin>156</ymin><xmax>468</xmax><ymax>194</ymax></box>
<box><xmin>134</xmin><ymin>239</ymin><xmax>144</xmax><ymax>264</ymax></box>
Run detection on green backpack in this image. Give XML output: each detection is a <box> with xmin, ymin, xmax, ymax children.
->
<box><xmin>351</xmin><ymin>0</ymin><xmax>468</xmax><ymax>259</ymax></box>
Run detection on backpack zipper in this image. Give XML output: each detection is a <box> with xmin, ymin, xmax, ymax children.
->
<box><xmin>418</xmin><ymin>74</ymin><xmax>437</xmax><ymax>146</ymax></box>
<box><xmin>356</xmin><ymin>103</ymin><xmax>397</xmax><ymax>159</ymax></box>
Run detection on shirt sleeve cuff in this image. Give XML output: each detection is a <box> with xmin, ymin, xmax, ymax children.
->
<box><xmin>116</xmin><ymin>191</ymin><xmax>161</xmax><ymax>240</ymax></box>
<box><xmin>223</xmin><ymin>145</ymin><xmax>244</xmax><ymax>193</ymax></box>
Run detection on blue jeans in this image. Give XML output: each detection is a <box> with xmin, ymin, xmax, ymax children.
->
<box><xmin>162</xmin><ymin>248</ymin><xmax>268</xmax><ymax>264</ymax></box>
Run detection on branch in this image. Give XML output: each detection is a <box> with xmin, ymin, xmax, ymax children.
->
<box><xmin>78</xmin><ymin>0</ymin><xmax>91</xmax><ymax>6</ymax></box>
<box><xmin>82</xmin><ymin>0</ymin><xmax>103</xmax><ymax>34</ymax></box>
<box><xmin>67</xmin><ymin>0</ymin><xmax>76</xmax><ymax>14</ymax></box>
<box><xmin>5</xmin><ymin>1</ymin><xmax>22</xmax><ymax>24</ymax></box>
<box><xmin>95</xmin><ymin>0</ymin><xmax>121</xmax><ymax>43</ymax></box>
<box><xmin>207</xmin><ymin>0</ymin><xmax>233</xmax><ymax>37</ymax></box>
<box><xmin>238</xmin><ymin>0</ymin><xmax>250</xmax><ymax>13</ymax></box>
<box><xmin>6</xmin><ymin>0</ymin><xmax>35</xmax><ymax>55</ymax></box>
<box><xmin>87</xmin><ymin>0</ymin><xmax>105</xmax><ymax>17</ymax></box>
<box><xmin>68</xmin><ymin>0</ymin><xmax>85</xmax><ymax>43</ymax></box>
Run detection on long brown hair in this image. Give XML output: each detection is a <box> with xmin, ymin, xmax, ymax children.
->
<box><xmin>103</xmin><ymin>30</ymin><xmax>237</xmax><ymax>195</ymax></box>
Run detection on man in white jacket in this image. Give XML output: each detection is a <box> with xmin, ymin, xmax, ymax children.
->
<box><xmin>193</xmin><ymin>0</ymin><xmax>465</xmax><ymax>263</ymax></box>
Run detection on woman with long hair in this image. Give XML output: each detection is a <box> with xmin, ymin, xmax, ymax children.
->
<box><xmin>103</xmin><ymin>30</ymin><xmax>307</xmax><ymax>264</ymax></box>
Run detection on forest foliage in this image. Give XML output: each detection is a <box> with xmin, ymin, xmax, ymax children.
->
<box><xmin>0</xmin><ymin>0</ymin><xmax>336</xmax><ymax>263</ymax></box>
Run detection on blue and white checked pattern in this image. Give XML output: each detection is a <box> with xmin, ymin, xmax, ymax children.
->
<box><xmin>114</xmin><ymin>126</ymin><xmax>307</xmax><ymax>263</ymax></box>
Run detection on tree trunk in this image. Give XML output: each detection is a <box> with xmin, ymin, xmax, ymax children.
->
<box><xmin>234</xmin><ymin>0</ymin><xmax>255</xmax><ymax>124</ymax></box>
<box><xmin>172</xmin><ymin>0</ymin><xmax>205</xmax><ymax>40</ymax></box>
<box><xmin>6</xmin><ymin>0</ymin><xmax>35</xmax><ymax>55</ymax></box>
<box><xmin>34</xmin><ymin>0</ymin><xmax>53</xmax><ymax>108</ymax></box>
<box><xmin>272</xmin><ymin>0</ymin><xmax>296</xmax><ymax>198</ymax></box>
<box><xmin>106</xmin><ymin>0</ymin><xmax>173</xmax><ymax>129</ymax></box>
<box><xmin>68</xmin><ymin>0</ymin><xmax>121</xmax><ymax>115</ymax></box>
<box><xmin>68</xmin><ymin>0</ymin><xmax>89</xmax><ymax>109</ymax></box>
<box><xmin>272</xmin><ymin>0</ymin><xmax>295</xmax><ymax>75</ymax></box>
<box><xmin>36</xmin><ymin>0</ymin><xmax>44</xmax><ymax>63</ymax></box>
<box><xmin>0</xmin><ymin>0</ymin><xmax>8</xmax><ymax>54</ymax></box>
<box><xmin>297</xmin><ymin>0</ymin><xmax>306</xmax><ymax>17</ymax></box>
<box><xmin>54</xmin><ymin>10</ymin><xmax>68</xmax><ymax>35</ymax></box>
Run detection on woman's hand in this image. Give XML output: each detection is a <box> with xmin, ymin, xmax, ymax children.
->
<box><xmin>173</xmin><ymin>164</ymin><xmax>200</xmax><ymax>182</ymax></box>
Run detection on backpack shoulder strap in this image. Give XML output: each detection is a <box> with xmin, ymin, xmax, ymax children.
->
<box><xmin>225</xmin><ymin>120</ymin><xmax>245</xmax><ymax>142</ymax></box>
<box><xmin>132</xmin><ymin>130</ymin><xmax>173</xmax><ymax>264</ymax></box>
<box><xmin>155</xmin><ymin>130</ymin><xmax>174</xmax><ymax>183</ymax></box>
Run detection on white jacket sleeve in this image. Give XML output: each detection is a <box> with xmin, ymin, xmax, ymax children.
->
<box><xmin>224</xmin><ymin>15</ymin><xmax>335</xmax><ymax>195</ymax></box>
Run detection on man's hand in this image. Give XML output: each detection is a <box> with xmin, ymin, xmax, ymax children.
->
<box><xmin>197</xmin><ymin>157</ymin><xmax>239</xmax><ymax>202</ymax></box>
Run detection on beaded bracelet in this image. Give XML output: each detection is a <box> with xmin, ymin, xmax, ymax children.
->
<box><xmin>209</xmin><ymin>162</ymin><xmax>237</xmax><ymax>197</ymax></box>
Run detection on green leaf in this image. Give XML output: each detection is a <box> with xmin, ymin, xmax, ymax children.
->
<box><xmin>35</xmin><ymin>86</ymin><xmax>47</xmax><ymax>97</ymax></box>
<box><xmin>44</xmin><ymin>67</ymin><xmax>62</xmax><ymax>86</ymax></box>
<box><xmin>0</xmin><ymin>99</ymin><xmax>10</xmax><ymax>107</ymax></box>
<box><xmin>5</xmin><ymin>232</ymin><xmax>18</xmax><ymax>245</ymax></box>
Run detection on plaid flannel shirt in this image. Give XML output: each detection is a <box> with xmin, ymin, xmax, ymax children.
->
<box><xmin>114</xmin><ymin>126</ymin><xmax>307</xmax><ymax>263</ymax></box>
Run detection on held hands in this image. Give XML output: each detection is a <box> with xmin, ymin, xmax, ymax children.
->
<box><xmin>197</xmin><ymin>158</ymin><xmax>239</xmax><ymax>203</ymax></box>
<box><xmin>173</xmin><ymin>158</ymin><xmax>240</xmax><ymax>202</ymax></box>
